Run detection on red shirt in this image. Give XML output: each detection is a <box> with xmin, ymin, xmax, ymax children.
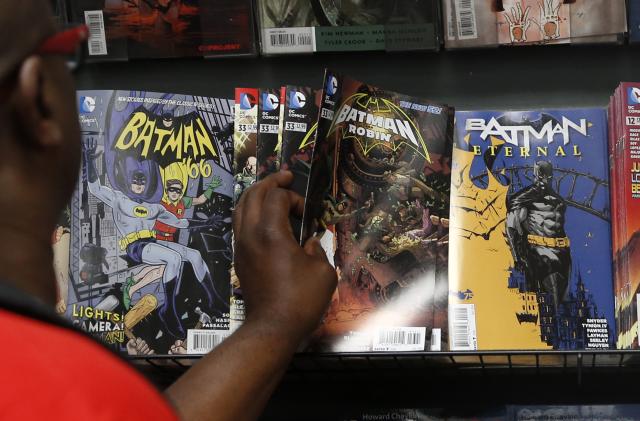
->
<box><xmin>0</xmin><ymin>308</ymin><xmax>179</xmax><ymax>421</ymax></box>
<box><xmin>154</xmin><ymin>200</ymin><xmax>186</xmax><ymax>242</ymax></box>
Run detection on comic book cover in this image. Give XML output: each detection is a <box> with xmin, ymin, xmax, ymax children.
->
<box><xmin>68</xmin><ymin>90</ymin><xmax>234</xmax><ymax>356</ymax></box>
<box><xmin>68</xmin><ymin>0</ymin><xmax>256</xmax><ymax>61</ymax></box>
<box><xmin>257</xmin><ymin>87</ymin><xmax>285</xmax><ymax>181</ymax></box>
<box><xmin>257</xmin><ymin>0</ymin><xmax>440</xmax><ymax>55</ymax></box>
<box><xmin>230</xmin><ymin>88</ymin><xmax>258</xmax><ymax>332</ymax></box>
<box><xmin>449</xmin><ymin>109</ymin><xmax>614</xmax><ymax>350</ymax></box>
<box><xmin>509</xmin><ymin>405</ymin><xmax>640</xmax><ymax>421</ymax></box>
<box><xmin>444</xmin><ymin>0</ymin><xmax>626</xmax><ymax>49</ymax></box>
<box><xmin>611</xmin><ymin>84</ymin><xmax>640</xmax><ymax>349</ymax></box>
<box><xmin>306</xmin><ymin>73</ymin><xmax>454</xmax><ymax>353</ymax></box>
<box><xmin>279</xmin><ymin>85</ymin><xmax>321</xmax><ymax>243</ymax></box>
<box><xmin>629</xmin><ymin>0</ymin><xmax>640</xmax><ymax>43</ymax></box>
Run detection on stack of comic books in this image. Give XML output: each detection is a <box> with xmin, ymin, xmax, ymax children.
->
<box><xmin>256</xmin><ymin>0</ymin><xmax>441</xmax><ymax>55</ymax></box>
<box><xmin>609</xmin><ymin>83</ymin><xmax>640</xmax><ymax>349</ymax></box>
<box><xmin>448</xmin><ymin>108</ymin><xmax>615</xmax><ymax>350</ymax></box>
<box><xmin>228</xmin><ymin>72</ymin><xmax>455</xmax><ymax>353</ymax></box>
<box><xmin>63</xmin><ymin>90</ymin><xmax>235</xmax><ymax>356</ymax></box>
<box><xmin>443</xmin><ymin>0</ymin><xmax>627</xmax><ymax>49</ymax></box>
<box><xmin>67</xmin><ymin>0</ymin><xmax>257</xmax><ymax>61</ymax></box>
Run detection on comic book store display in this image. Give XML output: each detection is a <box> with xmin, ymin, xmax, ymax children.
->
<box><xmin>610</xmin><ymin>83</ymin><xmax>640</xmax><ymax>349</ymax></box>
<box><xmin>54</xmin><ymin>78</ymin><xmax>640</xmax><ymax>356</ymax></box>
<box><xmin>448</xmin><ymin>109</ymin><xmax>615</xmax><ymax>350</ymax></box>
<box><xmin>67</xmin><ymin>0</ymin><xmax>256</xmax><ymax>61</ymax></box>
<box><xmin>62</xmin><ymin>91</ymin><xmax>235</xmax><ymax>355</ymax></box>
<box><xmin>256</xmin><ymin>0</ymin><xmax>441</xmax><ymax>55</ymax></box>
<box><xmin>443</xmin><ymin>0</ymin><xmax>627</xmax><ymax>49</ymax></box>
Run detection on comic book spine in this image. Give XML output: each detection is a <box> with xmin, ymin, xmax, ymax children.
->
<box><xmin>256</xmin><ymin>87</ymin><xmax>284</xmax><ymax>180</ymax></box>
<box><xmin>616</xmin><ymin>83</ymin><xmax>640</xmax><ymax>348</ymax></box>
<box><xmin>279</xmin><ymin>85</ymin><xmax>321</xmax><ymax>244</ymax></box>
<box><xmin>300</xmin><ymin>70</ymin><xmax>342</xmax><ymax>244</ymax></box>
<box><xmin>230</xmin><ymin>88</ymin><xmax>259</xmax><ymax>332</ymax></box>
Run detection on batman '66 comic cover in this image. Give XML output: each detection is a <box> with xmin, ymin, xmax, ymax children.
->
<box><xmin>68</xmin><ymin>90</ymin><xmax>234</xmax><ymax>355</ymax></box>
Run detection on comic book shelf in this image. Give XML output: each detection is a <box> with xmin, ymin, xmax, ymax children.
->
<box><xmin>75</xmin><ymin>43</ymin><xmax>640</xmax><ymax>419</ymax></box>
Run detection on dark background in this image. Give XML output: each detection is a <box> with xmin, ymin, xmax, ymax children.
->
<box><xmin>77</xmin><ymin>44</ymin><xmax>640</xmax><ymax>419</ymax></box>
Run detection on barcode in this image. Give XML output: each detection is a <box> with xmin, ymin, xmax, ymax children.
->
<box><xmin>455</xmin><ymin>0</ymin><xmax>478</xmax><ymax>40</ymax></box>
<box><xmin>450</xmin><ymin>304</ymin><xmax>477</xmax><ymax>350</ymax></box>
<box><xmin>263</xmin><ymin>28</ymin><xmax>315</xmax><ymax>54</ymax></box>
<box><xmin>430</xmin><ymin>328</ymin><xmax>442</xmax><ymax>351</ymax></box>
<box><xmin>372</xmin><ymin>327</ymin><xmax>426</xmax><ymax>351</ymax></box>
<box><xmin>271</xmin><ymin>33</ymin><xmax>295</xmax><ymax>47</ymax></box>
<box><xmin>270</xmin><ymin>32</ymin><xmax>313</xmax><ymax>47</ymax></box>
<box><xmin>84</xmin><ymin>11</ymin><xmax>108</xmax><ymax>56</ymax></box>
<box><xmin>187</xmin><ymin>329</ymin><xmax>229</xmax><ymax>354</ymax></box>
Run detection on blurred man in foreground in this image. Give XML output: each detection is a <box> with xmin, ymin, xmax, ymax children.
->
<box><xmin>0</xmin><ymin>2</ymin><xmax>337</xmax><ymax>420</ymax></box>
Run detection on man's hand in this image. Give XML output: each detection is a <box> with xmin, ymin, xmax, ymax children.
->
<box><xmin>233</xmin><ymin>170</ymin><xmax>337</xmax><ymax>345</ymax></box>
<box><xmin>166</xmin><ymin>171</ymin><xmax>337</xmax><ymax>421</ymax></box>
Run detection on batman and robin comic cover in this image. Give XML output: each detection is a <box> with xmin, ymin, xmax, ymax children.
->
<box><xmin>67</xmin><ymin>91</ymin><xmax>234</xmax><ymax>355</ymax></box>
<box><xmin>305</xmin><ymin>71</ymin><xmax>454</xmax><ymax>352</ymax></box>
<box><xmin>449</xmin><ymin>109</ymin><xmax>615</xmax><ymax>350</ymax></box>
<box><xmin>68</xmin><ymin>0</ymin><xmax>256</xmax><ymax>60</ymax></box>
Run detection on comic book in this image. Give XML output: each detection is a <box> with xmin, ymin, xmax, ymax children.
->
<box><xmin>629</xmin><ymin>0</ymin><xmax>640</xmax><ymax>43</ymax></box>
<box><xmin>610</xmin><ymin>84</ymin><xmax>640</xmax><ymax>349</ymax></box>
<box><xmin>449</xmin><ymin>109</ymin><xmax>615</xmax><ymax>350</ymax></box>
<box><xmin>279</xmin><ymin>85</ymin><xmax>321</xmax><ymax>243</ymax></box>
<box><xmin>257</xmin><ymin>87</ymin><xmax>285</xmax><ymax>180</ymax></box>
<box><xmin>69</xmin><ymin>90</ymin><xmax>234</xmax><ymax>356</ymax></box>
<box><xmin>305</xmin><ymin>71</ymin><xmax>454</xmax><ymax>352</ymax></box>
<box><xmin>230</xmin><ymin>88</ymin><xmax>258</xmax><ymax>331</ymax></box>
<box><xmin>257</xmin><ymin>0</ymin><xmax>440</xmax><ymax>55</ymax></box>
<box><xmin>67</xmin><ymin>0</ymin><xmax>256</xmax><ymax>61</ymax></box>
<box><xmin>443</xmin><ymin>0</ymin><xmax>626</xmax><ymax>49</ymax></box>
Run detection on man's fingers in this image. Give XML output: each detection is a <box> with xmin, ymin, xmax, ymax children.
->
<box><xmin>260</xmin><ymin>188</ymin><xmax>306</xmax><ymax>242</ymax></box>
<box><xmin>240</xmin><ymin>171</ymin><xmax>293</xmax><ymax>234</ymax></box>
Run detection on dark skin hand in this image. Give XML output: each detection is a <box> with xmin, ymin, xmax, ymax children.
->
<box><xmin>166</xmin><ymin>170</ymin><xmax>337</xmax><ymax>421</ymax></box>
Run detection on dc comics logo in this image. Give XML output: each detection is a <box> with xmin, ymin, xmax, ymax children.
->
<box><xmin>326</xmin><ymin>75</ymin><xmax>338</xmax><ymax>96</ymax></box>
<box><xmin>79</xmin><ymin>96</ymin><xmax>96</xmax><ymax>113</ymax></box>
<box><xmin>263</xmin><ymin>92</ymin><xmax>279</xmax><ymax>111</ymax></box>
<box><xmin>289</xmin><ymin>91</ymin><xmax>306</xmax><ymax>109</ymax></box>
<box><xmin>628</xmin><ymin>87</ymin><xmax>640</xmax><ymax>105</ymax></box>
<box><xmin>240</xmin><ymin>92</ymin><xmax>257</xmax><ymax>110</ymax></box>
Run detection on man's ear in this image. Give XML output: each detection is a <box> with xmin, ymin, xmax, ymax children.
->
<box><xmin>12</xmin><ymin>55</ymin><xmax>62</xmax><ymax>148</ymax></box>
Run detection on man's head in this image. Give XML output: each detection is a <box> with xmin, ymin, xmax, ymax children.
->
<box><xmin>534</xmin><ymin>161</ymin><xmax>554</xmax><ymax>189</ymax></box>
<box><xmin>165</xmin><ymin>179</ymin><xmax>184</xmax><ymax>202</ymax></box>
<box><xmin>131</xmin><ymin>172</ymin><xmax>148</xmax><ymax>195</ymax></box>
<box><xmin>0</xmin><ymin>1</ymin><xmax>86</xmax><ymax>240</ymax></box>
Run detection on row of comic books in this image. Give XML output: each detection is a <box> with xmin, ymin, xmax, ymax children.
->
<box><xmin>51</xmin><ymin>0</ymin><xmax>640</xmax><ymax>62</ymax></box>
<box><xmin>60</xmin><ymin>77</ymin><xmax>640</xmax><ymax>356</ymax></box>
